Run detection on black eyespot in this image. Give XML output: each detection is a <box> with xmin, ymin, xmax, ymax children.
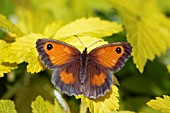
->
<box><xmin>47</xmin><ymin>44</ymin><xmax>53</xmax><ymax>50</ymax></box>
<box><xmin>116</xmin><ymin>47</ymin><xmax>121</xmax><ymax>54</ymax></box>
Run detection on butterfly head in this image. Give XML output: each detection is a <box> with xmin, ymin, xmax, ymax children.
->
<box><xmin>83</xmin><ymin>47</ymin><xmax>88</xmax><ymax>54</ymax></box>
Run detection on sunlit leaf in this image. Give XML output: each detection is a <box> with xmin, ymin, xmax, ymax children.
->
<box><xmin>0</xmin><ymin>100</ymin><xmax>17</xmax><ymax>113</ymax></box>
<box><xmin>45</xmin><ymin>101</ymin><xmax>54</xmax><ymax>113</ymax></box>
<box><xmin>64</xmin><ymin>36</ymin><xmax>108</xmax><ymax>52</ymax></box>
<box><xmin>111</xmin><ymin>111</ymin><xmax>135</xmax><ymax>113</ymax></box>
<box><xmin>109</xmin><ymin>0</ymin><xmax>170</xmax><ymax>73</ymax></box>
<box><xmin>147</xmin><ymin>95</ymin><xmax>170</xmax><ymax>113</ymax></box>
<box><xmin>77</xmin><ymin>85</ymin><xmax>119</xmax><ymax>113</ymax></box>
<box><xmin>43</xmin><ymin>21</ymin><xmax>63</xmax><ymax>38</ymax></box>
<box><xmin>16</xmin><ymin>7</ymin><xmax>55</xmax><ymax>34</ymax></box>
<box><xmin>0</xmin><ymin>14</ymin><xmax>24</xmax><ymax>37</ymax></box>
<box><xmin>0</xmin><ymin>40</ymin><xmax>9</xmax><ymax>61</ymax></box>
<box><xmin>0</xmin><ymin>40</ymin><xmax>18</xmax><ymax>77</ymax></box>
<box><xmin>0</xmin><ymin>62</ymin><xmax>17</xmax><ymax>77</ymax></box>
<box><xmin>4</xmin><ymin>33</ymin><xmax>45</xmax><ymax>73</ymax></box>
<box><xmin>30</xmin><ymin>0</ymin><xmax>113</xmax><ymax>22</ymax></box>
<box><xmin>167</xmin><ymin>65</ymin><xmax>170</xmax><ymax>73</ymax></box>
<box><xmin>54</xmin><ymin>99</ymin><xmax>64</xmax><ymax>113</ymax></box>
<box><xmin>31</xmin><ymin>96</ymin><xmax>48</xmax><ymax>113</ymax></box>
<box><xmin>54</xmin><ymin>17</ymin><xmax>123</xmax><ymax>39</ymax></box>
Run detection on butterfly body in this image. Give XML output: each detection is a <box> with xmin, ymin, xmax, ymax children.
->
<box><xmin>36</xmin><ymin>38</ymin><xmax>132</xmax><ymax>99</ymax></box>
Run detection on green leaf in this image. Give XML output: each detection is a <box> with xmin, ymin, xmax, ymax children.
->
<box><xmin>30</xmin><ymin>0</ymin><xmax>113</xmax><ymax>22</ymax></box>
<box><xmin>0</xmin><ymin>100</ymin><xmax>17</xmax><ymax>113</ymax></box>
<box><xmin>64</xmin><ymin>36</ymin><xmax>108</xmax><ymax>52</ymax></box>
<box><xmin>0</xmin><ymin>14</ymin><xmax>24</xmax><ymax>37</ymax></box>
<box><xmin>31</xmin><ymin>96</ymin><xmax>48</xmax><ymax>113</ymax></box>
<box><xmin>167</xmin><ymin>65</ymin><xmax>170</xmax><ymax>73</ymax></box>
<box><xmin>0</xmin><ymin>40</ymin><xmax>18</xmax><ymax>77</ymax></box>
<box><xmin>111</xmin><ymin>111</ymin><xmax>135</xmax><ymax>113</ymax></box>
<box><xmin>54</xmin><ymin>99</ymin><xmax>64</xmax><ymax>113</ymax></box>
<box><xmin>109</xmin><ymin>0</ymin><xmax>170</xmax><ymax>73</ymax></box>
<box><xmin>43</xmin><ymin>21</ymin><xmax>63</xmax><ymax>38</ymax></box>
<box><xmin>54</xmin><ymin>17</ymin><xmax>123</xmax><ymax>39</ymax></box>
<box><xmin>147</xmin><ymin>95</ymin><xmax>170</xmax><ymax>113</ymax></box>
<box><xmin>45</xmin><ymin>101</ymin><xmax>54</xmax><ymax>113</ymax></box>
<box><xmin>15</xmin><ymin>8</ymin><xmax>55</xmax><ymax>34</ymax></box>
<box><xmin>76</xmin><ymin>85</ymin><xmax>119</xmax><ymax>113</ymax></box>
<box><xmin>4</xmin><ymin>33</ymin><xmax>46</xmax><ymax>73</ymax></box>
<box><xmin>0</xmin><ymin>62</ymin><xmax>17</xmax><ymax>77</ymax></box>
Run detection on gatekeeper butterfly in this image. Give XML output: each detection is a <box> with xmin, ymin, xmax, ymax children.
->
<box><xmin>36</xmin><ymin>38</ymin><xmax>132</xmax><ymax>99</ymax></box>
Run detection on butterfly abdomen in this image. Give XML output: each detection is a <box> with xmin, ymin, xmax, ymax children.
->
<box><xmin>79</xmin><ymin>48</ymin><xmax>88</xmax><ymax>84</ymax></box>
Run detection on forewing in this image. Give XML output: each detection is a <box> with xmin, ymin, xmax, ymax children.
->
<box><xmin>89</xmin><ymin>42</ymin><xmax>132</xmax><ymax>72</ymax></box>
<box><xmin>82</xmin><ymin>61</ymin><xmax>113</xmax><ymax>99</ymax></box>
<box><xmin>36</xmin><ymin>39</ymin><xmax>82</xmax><ymax>96</ymax></box>
<box><xmin>52</xmin><ymin>60</ymin><xmax>82</xmax><ymax>96</ymax></box>
<box><xmin>36</xmin><ymin>38</ymin><xmax>81</xmax><ymax>69</ymax></box>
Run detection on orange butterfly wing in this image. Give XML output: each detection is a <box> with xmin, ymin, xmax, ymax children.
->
<box><xmin>36</xmin><ymin>39</ymin><xmax>82</xmax><ymax>96</ymax></box>
<box><xmin>36</xmin><ymin>39</ymin><xmax>132</xmax><ymax>98</ymax></box>
<box><xmin>82</xmin><ymin>42</ymin><xmax>132</xmax><ymax>98</ymax></box>
<box><xmin>36</xmin><ymin>39</ymin><xmax>81</xmax><ymax>69</ymax></box>
<box><xmin>82</xmin><ymin>61</ymin><xmax>113</xmax><ymax>98</ymax></box>
<box><xmin>89</xmin><ymin>42</ymin><xmax>132</xmax><ymax>72</ymax></box>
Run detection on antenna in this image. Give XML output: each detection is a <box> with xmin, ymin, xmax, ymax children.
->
<box><xmin>87</xmin><ymin>40</ymin><xmax>102</xmax><ymax>48</ymax></box>
<box><xmin>74</xmin><ymin>35</ymin><xmax>85</xmax><ymax>48</ymax></box>
<box><xmin>74</xmin><ymin>35</ymin><xmax>102</xmax><ymax>49</ymax></box>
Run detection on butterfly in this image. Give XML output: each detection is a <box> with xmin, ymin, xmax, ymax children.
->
<box><xmin>36</xmin><ymin>38</ymin><xmax>132</xmax><ymax>99</ymax></box>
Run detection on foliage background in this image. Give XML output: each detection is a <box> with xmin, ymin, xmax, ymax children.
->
<box><xmin>0</xmin><ymin>0</ymin><xmax>170</xmax><ymax>113</ymax></box>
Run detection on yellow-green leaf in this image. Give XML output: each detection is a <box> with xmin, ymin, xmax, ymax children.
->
<box><xmin>167</xmin><ymin>65</ymin><xmax>170</xmax><ymax>73</ymax></box>
<box><xmin>43</xmin><ymin>21</ymin><xmax>63</xmax><ymax>38</ymax></box>
<box><xmin>54</xmin><ymin>99</ymin><xmax>64</xmax><ymax>113</ymax></box>
<box><xmin>30</xmin><ymin>0</ymin><xmax>113</xmax><ymax>22</ymax></box>
<box><xmin>0</xmin><ymin>14</ymin><xmax>24</xmax><ymax>37</ymax></box>
<box><xmin>54</xmin><ymin>17</ymin><xmax>123</xmax><ymax>39</ymax></box>
<box><xmin>111</xmin><ymin>111</ymin><xmax>135</xmax><ymax>113</ymax></box>
<box><xmin>0</xmin><ymin>40</ymin><xmax>18</xmax><ymax>77</ymax></box>
<box><xmin>31</xmin><ymin>96</ymin><xmax>48</xmax><ymax>113</ymax></box>
<box><xmin>4</xmin><ymin>33</ymin><xmax>45</xmax><ymax>73</ymax></box>
<box><xmin>77</xmin><ymin>85</ymin><xmax>119</xmax><ymax>113</ymax></box>
<box><xmin>0</xmin><ymin>62</ymin><xmax>17</xmax><ymax>77</ymax></box>
<box><xmin>0</xmin><ymin>100</ymin><xmax>17</xmax><ymax>113</ymax></box>
<box><xmin>147</xmin><ymin>95</ymin><xmax>170</xmax><ymax>113</ymax></box>
<box><xmin>26</xmin><ymin>49</ymin><xmax>46</xmax><ymax>73</ymax></box>
<box><xmin>64</xmin><ymin>36</ymin><xmax>108</xmax><ymax>52</ymax></box>
<box><xmin>16</xmin><ymin>7</ymin><xmax>55</xmax><ymax>34</ymax></box>
<box><xmin>45</xmin><ymin>101</ymin><xmax>54</xmax><ymax>113</ymax></box>
<box><xmin>109</xmin><ymin>0</ymin><xmax>170</xmax><ymax>73</ymax></box>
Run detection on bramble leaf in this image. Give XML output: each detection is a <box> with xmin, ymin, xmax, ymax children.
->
<box><xmin>111</xmin><ymin>111</ymin><xmax>135</xmax><ymax>113</ymax></box>
<box><xmin>0</xmin><ymin>40</ymin><xmax>18</xmax><ymax>77</ymax></box>
<box><xmin>16</xmin><ymin>7</ymin><xmax>55</xmax><ymax>34</ymax></box>
<box><xmin>45</xmin><ymin>101</ymin><xmax>54</xmax><ymax>113</ymax></box>
<box><xmin>54</xmin><ymin>17</ymin><xmax>123</xmax><ymax>39</ymax></box>
<box><xmin>0</xmin><ymin>14</ymin><xmax>24</xmax><ymax>37</ymax></box>
<box><xmin>167</xmin><ymin>65</ymin><xmax>170</xmax><ymax>73</ymax></box>
<box><xmin>147</xmin><ymin>95</ymin><xmax>170</xmax><ymax>113</ymax></box>
<box><xmin>31</xmin><ymin>96</ymin><xmax>48</xmax><ymax>113</ymax></box>
<box><xmin>4</xmin><ymin>33</ymin><xmax>45</xmax><ymax>73</ymax></box>
<box><xmin>0</xmin><ymin>62</ymin><xmax>17</xmax><ymax>77</ymax></box>
<box><xmin>30</xmin><ymin>0</ymin><xmax>113</xmax><ymax>22</ymax></box>
<box><xmin>109</xmin><ymin>0</ymin><xmax>170</xmax><ymax>73</ymax></box>
<box><xmin>54</xmin><ymin>99</ymin><xmax>64</xmax><ymax>113</ymax></box>
<box><xmin>64</xmin><ymin>36</ymin><xmax>108</xmax><ymax>52</ymax></box>
<box><xmin>77</xmin><ymin>85</ymin><xmax>119</xmax><ymax>113</ymax></box>
<box><xmin>0</xmin><ymin>100</ymin><xmax>17</xmax><ymax>113</ymax></box>
<box><xmin>43</xmin><ymin>21</ymin><xmax>63</xmax><ymax>37</ymax></box>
